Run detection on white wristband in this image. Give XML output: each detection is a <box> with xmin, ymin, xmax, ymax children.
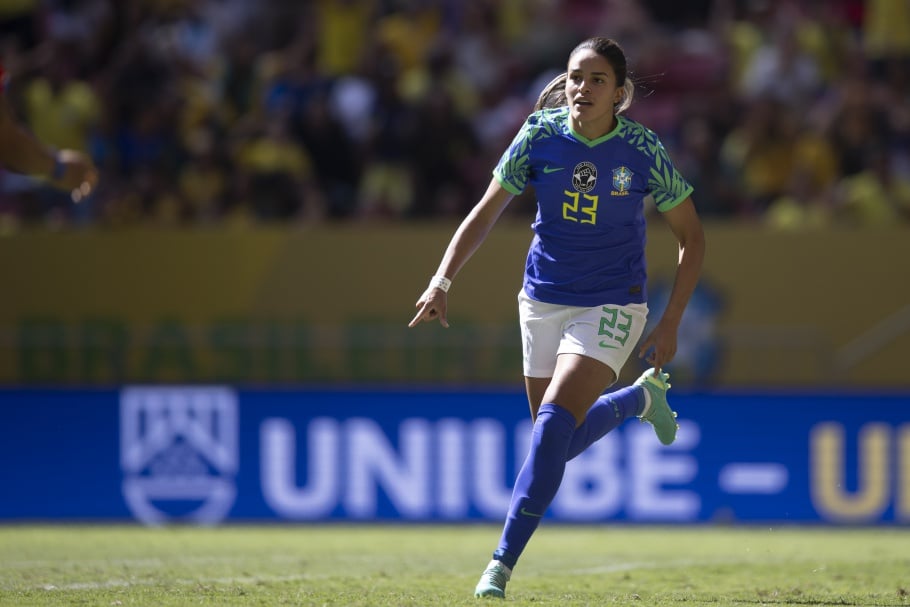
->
<box><xmin>428</xmin><ymin>275</ymin><xmax>452</xmax><ymax>293</ymax></box>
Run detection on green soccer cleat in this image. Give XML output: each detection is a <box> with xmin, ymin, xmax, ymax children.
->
<box><xmin>635</xmin><ymin>368</ymin><xmax>678</xmax><ymax>445</ymax></box>
<box><xmin>474</xmin><ymin>560</ymin><xmax>511</xmax><ymax>599</ymax></box>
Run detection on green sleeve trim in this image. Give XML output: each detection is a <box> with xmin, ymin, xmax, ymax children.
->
<box><xmin>494</xmin><ymin>171</ymin><xmax>523</xmax><ymax>196</ymax></box>
<box><xmin>657</xmin><ymin>185</ymin><xmax>694</xmax><ymax>213</ymax></box>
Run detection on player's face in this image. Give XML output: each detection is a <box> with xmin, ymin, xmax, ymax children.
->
<box><xmin>565</xmin><ymin>49</ymin><xmax>624</xmax><ymax>133</ymax></box>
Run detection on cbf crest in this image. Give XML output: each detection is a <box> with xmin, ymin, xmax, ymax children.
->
<box><xmin>572</xmin><ymin>161</ymin><xmax>597</xmax><ymax>193</ymax></box>
<box><xmin>120</xmin><ymin>387</ymin><xmax>238</xmax><ymax>526</ymax></box>
<box><xmin>612</xmin><ymin>166</ymin><xmax>633</xmax><ymax>196</ymax></box>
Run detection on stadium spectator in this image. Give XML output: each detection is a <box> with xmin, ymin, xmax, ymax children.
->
<box><xmin>739</xmin><ymin>21</ymin><xmax>822</xmax><ymax>107</ymax></box>
<box><xmin>177</xmin><ymin>126</ymin><xmax>229</xmax><ymax>224</ymax></box>
<box><xmin>313</xmin><ymin>0</ymin><xmax>376</xmax><ymax>78</ymax></box>
<box><xmin>763</xmin><ymin>118</ymin><xmax>840</xmax><ymax>230</ymax></box>
<box><xmin>294</xmin><ymin>89</ymin><xmax>361</xmax><ymax>219</ymax></box>
<box><xmin>232</xmin><ymin>112</ymin><xmax>325</xmax><ymax>222</ymax></box>
<box><xmin>718</xmin><ymin>95</ymin><xmax>797</xmax><ymax>215</ymax></box>
<box><xmin>0</xmin><ymin>59</ymin><xmax>97</xmax><ymax>221</ymax></box>
<box><xmin>834</xmin><ymin>144</ymin><xmax>910</xmax><ymax>225</ymax></box>
<box><xmin>354</xmin><ymin>44</ymin><xmax>418</xmax><ymax>220</ymax></box>
<box><xmin>408</xmin><ymin>87</ymin><xmax>482</xmax><ymax>218</ymax></box>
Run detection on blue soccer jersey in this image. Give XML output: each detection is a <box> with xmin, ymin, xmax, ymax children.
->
<box><xmin>493</xmin><ymin>107</ymin><xmax>693</xmax><ymax>307</ymax></box>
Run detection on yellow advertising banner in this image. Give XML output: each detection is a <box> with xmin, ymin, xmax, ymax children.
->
<box><xmin>1</xmin><ymin>222</ymin><xmax>907</xmax><ymax>387</ymax></box>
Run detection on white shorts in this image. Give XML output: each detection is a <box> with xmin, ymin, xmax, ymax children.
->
<box><xmin>518</xmin><ymin>289</ymin><xmax>649</xmax><ymax>381</ymax></box>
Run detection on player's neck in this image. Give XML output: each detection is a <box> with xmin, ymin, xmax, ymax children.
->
<box><xmin>570</xmin><ymin>114</ymin><xmax>617</xmax><ymax>141</ymax></box>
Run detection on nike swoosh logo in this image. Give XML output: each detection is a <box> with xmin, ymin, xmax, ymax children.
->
<box><xmin>520</xmin><ymin>507</ymin><xmax>544</xmax><ymax>518</ymax></box>
<box><xmin>599</xmin><ymin>341</ymin><xmax>620</xmax><ymax>349</ymax></box>
<box><xmin>542</xmin><ymin>166</ymin><xmax>564</xmax><ymax>174</ymax></box>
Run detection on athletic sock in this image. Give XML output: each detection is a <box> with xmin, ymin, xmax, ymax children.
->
<box><xmin>492</xmin><ymin>403</ymin><xmax>576</xmax><ymax>569</ymax></box>
<box><xmin>565</xmin><ymin>385</ymin><xmax>645</xmax><ymax>461</ymax></box>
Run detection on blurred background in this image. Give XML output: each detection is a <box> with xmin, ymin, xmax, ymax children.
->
<box><xmin>0</xmin><ymin>0</ymin><xmax>907</xmax><ymax>390</ymax></box>
<box><xmin>0</xmin><ymin>0</ymin><xmax>908</xmax><ymax>526</ymax></box>
<box><xmin>1</xmin><ymin>0</ymin><xmax>909</xmax><ymax>228</ymax></box>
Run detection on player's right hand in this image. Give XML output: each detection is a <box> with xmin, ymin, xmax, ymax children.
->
<box><xmin>408</xmin><ymin>288</ymin><xmax>449</xmax><ymax>328</ymax></box>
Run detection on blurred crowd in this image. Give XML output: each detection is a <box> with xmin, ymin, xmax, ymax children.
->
<box><xmin>0</xmin><ymin>0</ymin><xmax>908</xmax><ymax>229</ymax></box>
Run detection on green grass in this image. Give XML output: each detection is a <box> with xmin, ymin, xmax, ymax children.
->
<box><xmin>0</xmin><ymin>525</ymin><xmax>908</xmax><ymax>606</ymax></box>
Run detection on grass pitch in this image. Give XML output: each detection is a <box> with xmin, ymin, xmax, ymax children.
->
<box><xmin>0</xmin><ymin>524</ymin><xmax>908</xmax><ymax>606</ymax></box>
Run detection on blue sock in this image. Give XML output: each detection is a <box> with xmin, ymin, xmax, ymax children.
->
<box><xmin>493</xmin><ymin>403</ymin><xmax>576</xmax><ymax>570</ymax></box>
<box><xmin>565</xmin><ymin>385</ymin><xmax>645</xmax><ymax>461</ymax></box>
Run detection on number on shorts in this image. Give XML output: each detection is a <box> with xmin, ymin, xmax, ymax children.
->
<box><xmin>598</xmin><ymin>306</ymin><xmax>633</xmax><ymax>348</ymax></box>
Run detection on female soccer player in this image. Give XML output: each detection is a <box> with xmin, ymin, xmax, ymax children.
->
<box><xmin>408</xmin><ymin>37</ymin><xmax>705</xmax><ymax>599</ymax></box>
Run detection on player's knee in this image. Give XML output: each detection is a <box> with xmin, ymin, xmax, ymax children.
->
<box><xmin>534</xmin><ymin>403</ymin><xmax>579</xmax><ymax>441</ymax></box>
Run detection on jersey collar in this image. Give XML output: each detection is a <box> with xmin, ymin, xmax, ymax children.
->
<box><xmin>568</xmin><ymin>114</ymin><xmax>624</xmax><ymax>147</ymax></box>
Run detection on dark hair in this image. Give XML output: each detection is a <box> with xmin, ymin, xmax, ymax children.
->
<box><xmin>534</xmin><ymin>73</ymin><xmax>569</xmax><ymax>111</ymax></box>
<box><xmin>533</xmin><ymin>37</ymin><xmax>634</xmax><ymax>113</ymax></box>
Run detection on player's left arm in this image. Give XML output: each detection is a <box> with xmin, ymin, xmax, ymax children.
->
<box><xmin>638</xmin><ymin>197</ymin><xmax>705</xmax><ymax>370</ymax></box>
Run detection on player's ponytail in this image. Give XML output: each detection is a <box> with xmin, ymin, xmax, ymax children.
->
<box><xmin>534</xmin><ymin>72</ymin><xmax>568</xmax><ymax>111</ymax></box>
<box><xmin>616</xmin><ymin>78</ymin><xmax>634</xmax><ymax>114</ymax></box>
